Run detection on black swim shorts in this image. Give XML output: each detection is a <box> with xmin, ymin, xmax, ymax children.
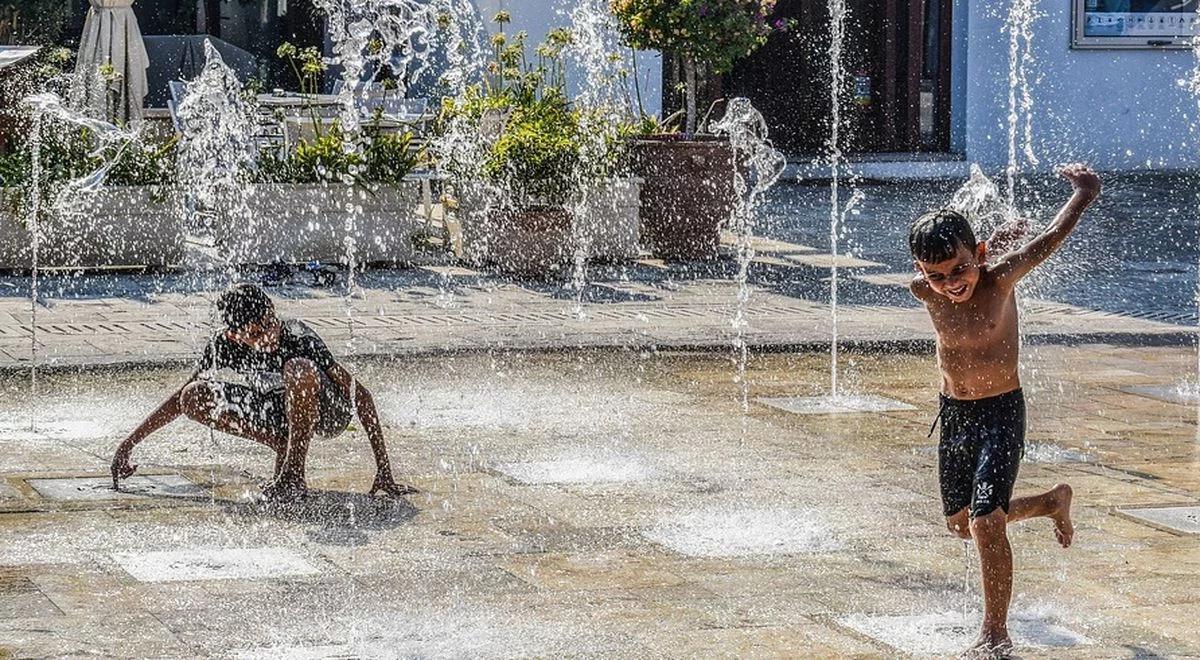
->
<box><xmin>935</xmin><ymin>388</ymin><xmax>1025</xmax><ymax>519</ymax></box>
<box><xmin>208</xmin><ymin>369</ymin><xmax>352</xmax><ymax>440</ymax></box>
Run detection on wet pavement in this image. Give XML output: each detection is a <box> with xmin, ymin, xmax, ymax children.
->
<box><xmin>0</xmin><ymin>344</ymin><xmax>1198</xmax><ymax>657</ymax></box>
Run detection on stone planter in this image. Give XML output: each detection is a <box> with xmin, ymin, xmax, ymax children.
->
<box><xmin>0</xmin><ymin>187</ymin><xmax>182</xmax><ymax>269</ymax></box>
<box><xmin>630</xmin><ymin>136</ymin><xmax>734</xmax><ymax>261</ymax></box>
<box><xmin>456</xmin><ymin>178</ymin><xmax>642</xmax><ymax>277</ymax></box>
<box><xmin>0</xmin><ymin>181</ymin><xmax>430</xmax><ymax>269</ymax></box>
<box><xmin>221</xmin><ymin>182</ymin><xmax>426</xmax><ymax>266</ymax></box>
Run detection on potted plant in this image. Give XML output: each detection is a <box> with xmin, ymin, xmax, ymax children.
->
<box><xmin>610</xmin><ymin>0</ymin><xmax>786</xmax><ymax>260</ymax></box>
<box><xmin>441</xmin><ymin>17</ymin><xmax>641</xmax><ymax>277</ymax></box>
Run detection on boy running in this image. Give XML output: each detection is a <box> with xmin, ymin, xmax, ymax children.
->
<box><xmin>110</xmin><ymin>283</ymin><xmax>416</xmax><ymax>501</ymax></box>
<box><xmin>908</xmin><ymin>164</ymin><xmax>1099</xmax><ymax>656</ymax></box>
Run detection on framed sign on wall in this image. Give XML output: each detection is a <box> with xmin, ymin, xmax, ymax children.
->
<box><xmin>1072</xmin><ymin>0</ymin><xmax>1199</xmax><ymax>49</ymax></box>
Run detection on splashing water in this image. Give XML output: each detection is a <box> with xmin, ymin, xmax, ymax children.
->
<box><xmin>18</xmin><ymin>93</ymin><xmax>138</xmax><ymax>431</ymax></box>
<box><xmin>315</xmin><ymin>0</ymin><xmax>441</xmax><ymax>133</ymax></box>
<box><xmin>948</xmin><ymin>163</ymin><xmax>1013</xmax><ymax>234</ymax></box>
<box><xmin>174</xmin><ymin>41</ymin><xmax>258</xmax><ymax>267</ymax></box>
<box><xmin>645</xmin><ymin>507</ymin><xmax>841</xmax><ymax>558</ymax></box>
<box><xmin>564</xmin><ymin>0</ymin><xmax>637</xmax><ymax>314</ymax></box>
<box><xmin>712</xmin><ymin>98</ymin><xmax>786</xmax><ymax>414</ymax></box>
<box><xmin>1004</xmin><ymin>0</ymin><xmax>1040</xmax><ymax>210</ymax></box>
<box><xmin>1183</xmin><ymin>35</ymin><xmax>1200</xmax><ymax>427</ymax></box>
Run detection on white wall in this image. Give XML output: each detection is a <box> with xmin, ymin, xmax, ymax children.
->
<box><xmin>476</xmin><ymin>0</ymin><xmax>662</xmax><ymax>117</ymax></box>
<box><xmin>963</xmin><ymin>2</ymin><xmax>1199</xmax><ymax>171</ymax></box>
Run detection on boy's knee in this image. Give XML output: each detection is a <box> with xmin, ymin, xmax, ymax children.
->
<box><xmin>283</xmin><ymin>358</ymin><xmax>320</xmax><ymax>390</ymax></box>
<box><xmin>946</xmin><ymin>512</ymin><xmax>971</xmax><ymax>540</ymax></box>
<box><xmin>179</xmin><ymin>382</ymin><xmax>214</xmax><ymax>421</ymax></box>
<box><xmin>969</xmin><ymin>508</ymin><xmax>1008</xmax><ymax>539</ymax></box>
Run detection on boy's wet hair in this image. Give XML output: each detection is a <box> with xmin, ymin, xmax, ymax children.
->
<box><xmin>909</xmin><ymin>209</ymin><xmax>977</xmax><ymax>264</ymax></box>
<box><xmin>216</xmin><ymin>283</ymin><xmax>274</xmax><ymax>330</ymax></box>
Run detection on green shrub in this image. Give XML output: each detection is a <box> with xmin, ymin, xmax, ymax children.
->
<box><xmin>256</xmin><ymin>121</ymin><xmax>422</xmax><ymax>187</ymax></box>
<box><xmin>440</xmin><ymin>16</ymin><xmax>634</xmax><ymax>206</ymax></box>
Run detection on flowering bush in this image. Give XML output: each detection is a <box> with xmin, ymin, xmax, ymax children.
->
<box><xmin>609</xmin><ymin>0</ymin><xmax>785</xmax><ymax>74</ymax></box>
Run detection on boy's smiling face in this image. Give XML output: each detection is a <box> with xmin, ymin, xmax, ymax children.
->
<box><xmin>916</xmin><ymin>242</ymin><xmax>987</xmax><ymax>303</ymax></box>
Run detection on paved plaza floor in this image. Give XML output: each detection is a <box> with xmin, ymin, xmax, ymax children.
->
<box><xmin>0</xmin><ymin>343</ymin><xmax>1198</xmax><ymax>658</ymax></box>
<box><xmin>0</xmin><ymin>254</ymin><xmax>1189</xmax><ymax>370</ymax></box>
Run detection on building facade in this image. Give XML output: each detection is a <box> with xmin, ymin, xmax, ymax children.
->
<box><xmin>723</xmin><ymin>0</ymin><xmax>1200</xmax><ymax>172</ymax></box>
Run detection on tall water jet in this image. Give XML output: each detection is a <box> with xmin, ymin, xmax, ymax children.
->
<box><xmin>26</xmin><ymin>112</ymin><xmax>42</xmax><ymax>432</ymax></box>
<box><xmin>1004</xmin><ymin>0</ymin><xmax>1039</xmax><ymax>210</ymax></box>
<box><xmin>1181</xmin><ymin>34</ymin><xmax>1200</xmax><ymax>409</ymax></box>
<box><xmin>827</xmin><ymin>0</ymin><xmax>848</xmax><ymax>399</ymax></box>
<box><xmin>564</xmin><ymin>0</ymin><xmax>636</xmax><ymax>313</ymax></box>
<box><xmin>712</xmin><ymin>98</ymin><xmax>785</xmax><ymax>414</ymax></box>
<box><xmin>311</xmin><ymin>0</ymin><xmax>446</xmax><ymax>347</ymax></box>
<box><xmin>753</xmin><ymin>2</ymin><xmax>912</xmax><ymax>417</ymax></box>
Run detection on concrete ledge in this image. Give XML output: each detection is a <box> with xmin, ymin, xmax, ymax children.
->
<box><xmin>2</xmin><ymin>329</ymin><xmax>1193</xmax><ymax>377</ymax></box>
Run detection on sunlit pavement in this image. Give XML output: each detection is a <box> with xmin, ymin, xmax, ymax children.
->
<box><xmin>0</xmin><ymin>345</ymin><xmax>1198</xmax><ymax>657</ymax></box>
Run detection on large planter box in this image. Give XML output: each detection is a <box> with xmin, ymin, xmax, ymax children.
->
<box><xmin>221</xmin><ymin>182</ymin><xmax>426</xmax><ymax>266</ymax></box>
<box><xmin>0</xmin><ymin>181</ymin><xmax>428</xmax><ymax>269</ymax></box>
<box><xmin>0</xmin><ymin>186</ymin><xmax>182</xmax><ymax>269</ymax></box>
<box><xmin>630</xmin><ymin>137</ymin><xmax>735</xmax><ymax>261</ymax></box>
<box><xmin>456</xmin><ymin>177</ymin><xmax>642</xmax><ymax>276</ymax></box>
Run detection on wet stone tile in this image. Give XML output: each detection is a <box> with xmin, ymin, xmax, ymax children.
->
<box><xmin>112</xmin><ymin>547</ymin><xmax>321</xmax><ymax>583</ymax></box>
<box><xmin>756</xmin><ymin>394</ymin><xmax>916</xmax><ymax>415</ymax></box>
<box><xmin>838</xmin><ymin>610</ymin><xmax>1092</xmax><ymax>655</ymax></box>
<box><xmin>27</xmin><ymin>474</ymin><xmax>206</xmax><ymax>502</ymax></box>
<box><xmin>1117</xmin><ymin>505</ymin><xmax>1200</xmax><ymax>535</ymax></box>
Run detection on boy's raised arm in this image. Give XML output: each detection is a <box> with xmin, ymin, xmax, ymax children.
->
<box><xmin>993</xmin><ymin>164</ymin><xmax>1100</xmax><ymax>287</ymax></box>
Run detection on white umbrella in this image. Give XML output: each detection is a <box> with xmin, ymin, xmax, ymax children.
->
<box><xmin>70</xmin><ymin>0</ymin><xmax>150</xmax><ymax>126</ymax></box>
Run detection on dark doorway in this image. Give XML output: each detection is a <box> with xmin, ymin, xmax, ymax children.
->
<box><xmin>721</xmin><ymin>0</ymin><xmax>954</xmax><ymax>155</ymax></box>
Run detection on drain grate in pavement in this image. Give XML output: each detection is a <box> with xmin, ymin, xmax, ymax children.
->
<box><xmin>28</xmin><ymin>475</ymin><xmax>205</xmax><ymax>501</ymax></box>
<box><xmin>493</xmin><ymin>457</ymin><xmax>659</xmax><ymax>485</ymax></box>
<box><xmin>113</xmin><ymin>547</ymin><xmax>320</xmax><ymax>582</ymax></box>
<box><xmin>839</xmin><ymin>611</ymin><xmax>1091</xmax><ymax>655</ymax></box>
<box><xmin>644</xmin><ymin>508</ymin><xmax>841</xmax><ymax>557</ymax></box>
<box><xmin>757</xmin><ymin>395</ymin><xmax>915</xmax><ymax>415</ymax></box>
<box><xmin>1116</xmin><ymin>506</ymin><xmax>1200</xmax><ymax>535</ymax></box>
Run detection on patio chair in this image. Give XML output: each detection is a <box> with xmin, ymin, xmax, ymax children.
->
<box><xmin>166</xmin><ymin>80</ymin><xmax>187</xmax><ymax>134</ymax></box>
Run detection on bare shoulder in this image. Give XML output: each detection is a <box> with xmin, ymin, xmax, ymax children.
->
<box><xmin>909</xmin><ymin>275</ymin><xmax>935</xmax><ymax>302</ymax></box>
<box><xmin>980</xmin><ymin>262</ymin><xmax>1018</xmax><ymax>294</ymax></box>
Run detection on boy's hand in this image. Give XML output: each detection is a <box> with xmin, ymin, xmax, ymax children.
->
<box><xmin>369</xmin><ymin>471</ymin><xmax>419</xmax><ymax>498</ymax></box>
<box><xmin>1060</xmin><ymin>163</ymin><xmax>1100</xmax><ymax>200</ymax></box>
<box><xmin>110</xmin><ymin>450</ymin><xmax>137</xmax><ymax>490</ymax></box>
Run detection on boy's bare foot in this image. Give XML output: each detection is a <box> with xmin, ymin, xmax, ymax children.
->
<box><xmin>261</xmin><ymin>475</ymin><xmax>308</xmax><ymax>502</ymax></box>
<box><xmin>962</xmin><ymin>632</ymin><xmax>1014</xmax><ymax>659</ymax></box>
<box><xmin>1049</xmin><ymin>482</ymin><xmax>1074</xmax><ymax>548</ymax></box>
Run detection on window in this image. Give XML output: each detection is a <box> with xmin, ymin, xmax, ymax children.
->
<box><xmin>1072</xmin><ymin>0</ymin><xmax>1199</xmax><ymax>49</ymax></box>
